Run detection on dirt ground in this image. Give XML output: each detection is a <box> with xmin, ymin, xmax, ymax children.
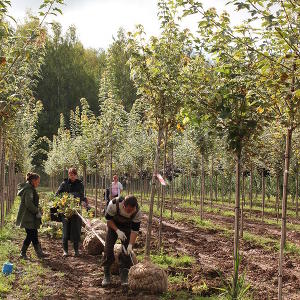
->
<box><xmin>6</xmin><ymin>197</ymin><xmax>300</xmax><ymax>300</ymax></box>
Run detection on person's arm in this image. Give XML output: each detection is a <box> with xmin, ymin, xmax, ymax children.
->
<box><xmin>107</xmin><ymin>219</ymin><xmax>118</xmax><ymax>231</ymax></box>
<box><xmin>55</xmin><ymin>182</ymin><xmax>65</xmax><ymax>196</ymax></box>
<box><xmin>24</xmin><ymin>190</ymin><xmax>39</xmax><ymax>215</ymax></box>
<box><xmin>129</xmin><ymin>231</ymin><xmax>138</xmax><ymax>245</ymax></box>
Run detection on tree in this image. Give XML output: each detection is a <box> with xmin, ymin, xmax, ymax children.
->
<box><xmin>128</xmin><ymin>0</ymin><xmax>192</xmax><ymax>256</ymax></box>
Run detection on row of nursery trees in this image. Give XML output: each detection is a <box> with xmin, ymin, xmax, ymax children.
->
<box><xmin>0</xmin><ymin>0</ymin><xmax>64</xmax><ymax>226</ymax></box>
<box><xmin>44</xmin><ymin>0</ymin><xmax>300</xmax><ymax>298</ymax></box>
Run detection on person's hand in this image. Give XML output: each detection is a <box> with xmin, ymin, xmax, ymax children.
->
<box><xmin>36</xmin><ymin>212</ymin><xmax>42</xmax><ymax>219</ymax></box>
<box><xmin>127</xmin><ymin>244</ymin><xmax>134</xmax><ymax>255</ymax></box>
<box><xmin>116</xmin><ymin>229</ymin><xmax>127</xmax><ymax>242</ymax></box>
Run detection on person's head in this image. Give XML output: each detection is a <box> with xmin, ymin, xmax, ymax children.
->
<box><xmin>113</xmin><ymin>175</ymin><xmax>118</xmax><ymax>183</ymax></box>
<box><xmin>26</xmin><ymin>172</ymin><xmax>40</xmax><ymax>188</ymax></box>
<box><xmin>68</xmin><ymin>168</ymin><xmax>78</xmax><ymax>182</ymax></box>
<box><xmin>122</xmin><ymin>195</ymin><xmax>138</xmax><ymax>214</ymax></box>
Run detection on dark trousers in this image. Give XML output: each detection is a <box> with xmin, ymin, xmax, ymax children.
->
<box><xmin>23</xmin><ymin>228</ymin><xmax>39</xmax><ymax>247</ymax></box>
<box><xmin>102</xmin><ymin>227</ymin><xmax>132</xmax><ymax>270</ymax></box>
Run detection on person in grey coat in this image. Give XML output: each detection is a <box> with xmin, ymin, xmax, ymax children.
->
<box><xmin>16</xmin><ymin>172</ymin><xmax>46</xmax><ymax>259</ymax></box>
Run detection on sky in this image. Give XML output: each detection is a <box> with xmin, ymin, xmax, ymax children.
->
<box><xmin>9</xmin><ymin>0</ymin><xmax>243</xmax><ymax>49</ymax></box>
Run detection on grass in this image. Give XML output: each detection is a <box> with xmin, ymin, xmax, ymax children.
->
<box><xmin>0</xmin><ymin>197</ymin><xmax>63</xmax><ymax>299</ymax></box>
<box><xmin>161</xmin><ymin>291</ymin><xmax>225</xmax><ymax>300</ymax></box>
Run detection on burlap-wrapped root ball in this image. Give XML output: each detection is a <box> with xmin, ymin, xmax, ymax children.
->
<box><xmin>110</xmin><ymin>244</ymin><xmax>138</xmax><ymax>275</ymax></box>
<box><xmin>83</xmin><ymin>230</ymin><xmax>106</xmax><ymax>255</ymax></box>
<box><xmin>90</xmin><ymin>219</ymin><xmax>107</xmax><ymax>232</ymax></box>
<box><xmin>128</xmin><ymin>261</ymin><xmax>168</xmax><ymax>294</ymax></box>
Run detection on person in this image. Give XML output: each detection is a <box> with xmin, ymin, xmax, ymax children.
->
<box><xmin>102</xmin><ymin>195</ymin><xmax>141</xmax><ymax>287</ymax></box>
<box><xmin>110</xmin><ymin>175</ymin><xmax>123</xmax><ymax>199</ymax></box>
<box><xmin>56</xmin><ymin>167</ymin><xmax>86</xmax><ymax>257</ymax></box>
<box><xmin>16</xmin><ymin>172</ymin><xmax>46</xmax><ymax>259</ymax></box>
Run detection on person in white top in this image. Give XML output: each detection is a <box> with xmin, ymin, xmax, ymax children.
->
<box><xmin>111</xmin><ymin>175</ymin><xmax>123</xmax><ymax>199</ymax></box>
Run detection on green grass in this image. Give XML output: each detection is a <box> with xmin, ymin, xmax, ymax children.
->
<box><xmin>0</xmin><ymin>197</ymin><xmax>61</xmax><ymax>299</ymax></box>
<box><xmin>161</xmin><ymin>291</ymin><xmax>224</xmax><ymax>300</ymax></box>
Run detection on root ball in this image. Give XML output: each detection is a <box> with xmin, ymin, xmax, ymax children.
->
<box><xmin>83</xmin><ymin>230</ymin><xmax>106</xmax><ymax>255</ymax></box>
<box><xmin>128</xmin><ymin>261</ymin><xmax>168</xmax><ymax>294</ymax></box>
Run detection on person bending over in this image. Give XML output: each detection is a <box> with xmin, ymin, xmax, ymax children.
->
<box><xmin>102</xmin><ymin>195</ymin><xmax>141</xmax><ymax>286</ymax></box>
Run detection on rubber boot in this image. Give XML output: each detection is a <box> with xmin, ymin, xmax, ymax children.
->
<box><xmin>74</xmin><ymin>241</ymin><xmax>79</xmax><ymax>257</ymax></box>
<box><xmin>120</xmin><ymin>268</ymin><xmax>129</xmax><ymax>286</ymax></box>
<box><xmin>102</xmin><ymin>266</ymin><xmax>111</xmax><ymax>287</ymax></box>
<box><xmin>20</xmin><ymin>243</ymin><xmax>29</xmax><ymax>260</ymax></box>
<box><xmin>63</xmin><ymin>239</ymin><xmax>68</xmax><ymax>257</ymax></box>
<box><xmin>33</xmin><ymin>243</ymin><xmax>46</xmax><ymax>259</ymax></box>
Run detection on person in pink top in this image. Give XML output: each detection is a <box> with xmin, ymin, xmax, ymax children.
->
<box><xmin>111</xmin><ymin>175</ymin><xmax>123</xmax><ymax>199</ymax></box>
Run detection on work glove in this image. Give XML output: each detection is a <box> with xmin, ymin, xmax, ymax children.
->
<box><xmin>127</xmin><ymin>244</ymin><xmax>134</xmax><ymax>256</ymax></box>
<box><xmin>116</xmin><ymin>229</ymin><xmax>127</xmax><ymax>242</ymax></box>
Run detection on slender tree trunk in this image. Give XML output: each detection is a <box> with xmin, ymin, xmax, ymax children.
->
<box><xmin>233</xmin><ymin>151</ymin><xmax>241</xmax><ymax>299</ymax></box>
<box><xmin>295</xmin><ymin>164</ymin><xmax>298</xmax><ymax>218</ymax></box>
<box><xmin>189</xmin><ymin>171</ymin><xmax>192</xmax><ymax>205</ymax></box>
<box><xmin>262</xmin><ymin>169</ymin><xmax>265</xmax><ymax>221</ymax></box>
<box><xmin>278</xmin><ymin>128</ymin><xmax>292</xmax><ymax>300</ymax></box>
<box><xmin>95</xmin><ymin>166</ymin><xmax>98</xmax><ymax>217</ymax></box>
<box><xmin>229</xmin><ymin>175</ymin><xmax>233</xmax><ymax>204</ymax></box>
<box><xmin>170</xmin><ymin>143</ymin><xmax>174</xmax><ymax>219</ymax></box>
<box><xmin>0</xmin><ymin>129</ymin><xmax>5</xmax><ymax>227</ymax></box>
<box><xmin>249</xmin><ymin>163</ymin><xmax>253</xmax><ymax>217</ymax></box>
<box><xmin>276</xmin><ymin>174</ymin><xmax>280</xmax><ymax>223</ymax></box>
<box><xmin>215</xmin><ymin>173</ymin><xmax>218</xmax><ymax>202</ymax></box>
<box><xmin>240</xmin><ymin>172</ymin><xmax>245</xmax><ymax>238</ymax></box>
<box><xmin>200</xmin><ymin>154</ymin><xmax>205</xmax><ymax>220</ymax></box>
<box><xmin>210</xmin><ymin>157</ymin><xmax>214</xmax><ymax>208</ymax></box>
<box><xmin>159</xmin><ymin>127</ymin><xmax>168</xmax><ymax>250</ymax></box>
<box><xmin>145</xmin><ymin>126</ymin><xmax>163</xmax><ymax>257</ymax></box>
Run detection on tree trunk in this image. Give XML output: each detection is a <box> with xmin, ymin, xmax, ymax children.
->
<box><xmin>145</xmin><ymin>126</ymin><xmax>163</xmax><ymax>257</ymax></box>
<box><xmin>0</xmin><ymin>129</ymin><xmax>5</xmax><ymax>227</ymax></box>
<box><xmin>95</xmin><ymin>167</ymin><xmax>98</xmax><ymax>217</ymax></box>
<box><xmin>215</xmin><ymin>173</ymin><xmax>218</xmax><ymax>202</ymax></box>
<box><xmin>158</xmin><ymin>127</ymin><xmax>168</xmax><ymax>250</ymax></box>
<box><xmin>249</xmin><ymin>163</ymin><xmax>253</xmax><ymax>218</ymax></box>
<box><xmin>295</xmin><ymin>165</ymin><xmax>298</xmax><ymax>218</ymax></box>
<box><xmin>189</xmin><ymin>171</ymin><xmax>192</xmax><ymax>205</ymax></box>
<box><xmin>210</xmin><ymin>156</ymin><xmax>214</xmax><ymax>208</ymax></box>
<box><xmin>278</xmin><ymin>128</ymin><xmax>292</xmax><ymax>300</ymax></box>
<box><xmin>262</xmin><ymin>169</ymin><xmax>265</xmax><ymax>221</ymax></box>
<box><xmin>233</xmin><ymin>151</ymin><xmax>241</xmax><ymax>299</ymax></box>
<box><xmin>276</xmin><ymin>174</ymin><xmax>280</xmax><ymax>223</ymax></box>
<box><xmin>240</xmin><ymin>172</ymin><xmax>245</xmax><ymax>238</ymax></box>
<box><xmin>200</xmin><ymin>154</ymin><xmax>205</xmax><ymax>220</ymax></box>
<box><xmin>171</xmin><ymin>143</ymin><xmax>174</xmax><ymax>219</ymax></box>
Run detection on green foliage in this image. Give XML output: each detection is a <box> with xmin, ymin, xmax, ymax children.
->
<box><xmin>218</xmin><ymin>254</ymin><xmax>251</xmax><ymax>300</ymax></box>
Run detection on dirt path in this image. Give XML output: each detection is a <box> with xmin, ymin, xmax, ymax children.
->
<box><xmin>138</xmin><ymin>206</ymin><xmax>300</xmax><ymax>300</ymax></box>
<box><xmin>166</xmin><ymin>203</ymin><xmax>300</xmax><ymax>248</ymax></box>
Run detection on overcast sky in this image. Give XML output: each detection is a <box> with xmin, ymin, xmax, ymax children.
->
<box><xmin>9</xmin><ymin>0</ymin><xmax>243</xmax><ymax>49</ymax></box>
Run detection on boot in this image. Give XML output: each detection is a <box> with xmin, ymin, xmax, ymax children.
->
<box><xmin>102</xmin><ymin>266</ymin><xmax>111</xmax><ymax>287</ymax></box>
<box><xmin>33</xmin><ymin>243</ymin><xmax>47</xmax><ymax>259</ymax></box>
<box><xmin>74</xmin><ymin>241</ymin><xmax>79</xmax><ymax>257</ymax></box>
<box><xmin>20</xmin><ymin>243</ymin><xmax>29</xmax><ymax>260</ymax></box>
<box><xmin>120</xmin><ymin>268</ymin><xmax>129</xmax><ymax>286</ymax></box>
<box><xmin>63</xmin><ymin>239</ymin><xmax>68</xmax><ymax>257</ymax></box>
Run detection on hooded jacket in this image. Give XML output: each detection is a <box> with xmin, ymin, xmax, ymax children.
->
<box><xmin>16</xmin><ymin>182</ymin><xmax>41</xmax><ymax>229</ymax></box>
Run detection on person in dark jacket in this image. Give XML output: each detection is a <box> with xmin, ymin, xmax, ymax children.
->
<box><xmin>16</xmin><ymin>172</ymin><xmax>46</xmax><ymax>259</ymax></box>
<box><xmin>56</xmin><ymin>167</ymin><xmax>86</xmax><ymax>257</ymax></box>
